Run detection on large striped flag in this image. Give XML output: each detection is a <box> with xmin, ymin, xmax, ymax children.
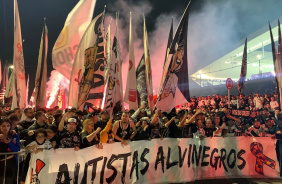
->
<box><xmin>34</xmin><ymin>23</ymin><xmax>48</xmax><ymax>109</ymax></box>
<box><xmin>155</xmin><ymin>2</ymin><xmax>191</xmax><ymax>112</ymax></box>
<box><xmin>136</xmin><ymin>54</ymin><xmax>148</xmax><ymax>106</ymax></box>
<box><xmin>69</xmin><ymin>12</ymin><xmax>105</xmax><ymax>110</ymax></box>
<box><xmin>275</xmin><ymin>20</ymin><xmax>282</xmax><ymax>109</ymax></box>
<box><xmin>124</xmin><ymin>12</ymin><xmax>138</xmax><ymax>110</ymax></box>
<box><xmin>143</xmin><ymin>16</ymin><xmax>154</xmax><ymax>113</ymax></box>
<box><xmin>237</xmin><ymin>38</ymin><xmax>247</xmax><ymax>95</ymax></box>
<box><xmin>52</xmin><ymin>0</ymin><xmax>96</xmax><ymax>80</ymax></box>
<box><xmin>104</xmin><ymin>14</ymin><xmax>123</xmax><ymax>114</ymax></box>
<box><xmin>12</xmin><ymin>0</ymin><xmax>27</xmax><ymax>109</ymax></box>
<box><xmin>0</xmin><ymin>62</ymin><xmax>8</xmax><ymax>102</ymax></box>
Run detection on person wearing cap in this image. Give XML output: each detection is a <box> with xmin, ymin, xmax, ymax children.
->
<box><xmin>58</xmin><ymin>114</ymin><xmax>80</xmax><ymax>150</ymax></box>
<box><xmin>264</xmin><ymin>117</ymin><xmax>276</xmax><ymax>138</ymax></box>
<box><xmin>134</xmin><ymin>117</ymin><xmax>151</xmax><ymax>141</ymax></box>
<box><xmin>87</xmin><ymin>111</ymin><xmax>102</xmax><ymax>134</ymax></box>
<box><xmin>113</xmin><ymin>112</ymin><xmax>137</xmax><ymax>146</ymax></box>
<box><xmin>97</xmin><ymin>110</ymin><xmax>110</xmax><ymax>130</ymax></box>
<box><xmin>247</xmin><ymin>118</ymin><xmax>264</xmax><ymax>137</ymax></box>
<box><xmin>130</xmin><ymin>103</ymin><xmax>148</xmax><ymax>123</ymax></box>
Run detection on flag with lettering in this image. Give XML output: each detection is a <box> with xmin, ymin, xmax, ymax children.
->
<box><xmin>69</xmin><ymin>12</ymin><xmax>105</xmax><ymax>110</ymax></box>
<box><xmin>155</xmin><ymin>2</ymin><xmax>191</xmax><ymax>112</ymax></box>
<box><xmin>124</xmin><ymin>12</ymin><xmax>138</xmax><ymax>110</ymax></box>
<box><xmin>237</xmin><ymin>38</ymin><xmax>247</xmax><ymax>95</ymax></box>
<box><xmin>52</xmin><ymin>0</ymin><xmax>96</xmax><ymax>80</ymax></box>
<box><xmin>104</xmin><ymin>15</ymin><xmax>123</xmax><ymax>114</ymax></box>
<box><xmin>104</xmin><ymin>23</ymin><xmax>111</xmax><ymax>83</ymax></box>
<box><xmin>12</xmin><ymin>0</ymin><xmax>27</xmax><ymax>109</ymax></box>
<box><xmin>136</xmin><ymin>54</ymin><xmax>148</xmax><ymax>106</ymax></box>
<box><xmin>34</xmin><ymin>23</ymin><xmax>48</xmax><ymax>109</ymax></box>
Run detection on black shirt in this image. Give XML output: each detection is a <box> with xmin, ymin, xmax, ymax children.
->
<box><xmin>80</xmin><ymin>131</ymin><xmax>99</xmax><ymax>149</ymax></box>
<box><xmin>58</xmin><ymin>129</ymin><xmax>81</xmax><ymax>148</ymax></box>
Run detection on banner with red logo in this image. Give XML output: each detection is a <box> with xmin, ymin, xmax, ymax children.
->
<box><xmin>124</xmin><ymin>13</ymin><xmax>138</xmax><ymax>110</ymax></box>
<box><xmin>26</xmin><ymin>137</ymin><xmax>279</xmax><ymax>184</ymax></box>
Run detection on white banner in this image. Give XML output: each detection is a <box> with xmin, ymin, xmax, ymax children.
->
<box><xmin>124</xmin><ymin>12</ymin><xmax>138</xmax><ymax>110</ymax></box>
<box><xmin>26</xmin><ymin>137</ymin><xmax>279</xmax><ymax>184</ymax></box>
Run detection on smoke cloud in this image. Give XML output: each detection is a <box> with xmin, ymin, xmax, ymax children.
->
<box><xmin>46</xmin><ymin>70</ymin><xmax>69</xmax><ymax>108</ymax></box>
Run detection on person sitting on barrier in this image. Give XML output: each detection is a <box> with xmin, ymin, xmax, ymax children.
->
<box><xmin>113</xmin><ymin>112</ymin><xmax>137</xmax><ymax>146</ymax></box>
<box><xmin>25</xmin><ymin>128</ymin><xmax>52</xmax><ymax>153</ymax></box>
<box><xmin>80</xmin><ymin>119</ymin><xmax>101</xmax><ymax>149</ymax></box>
<box><xmin>58</xmin><ymin>115</ymin><xmax>80</xmax><ymax>150</ymax></box>
<box><xmin>0</xmin><ymin>118</ymin><xmax>20</xmax><ymax>184</ymax></box>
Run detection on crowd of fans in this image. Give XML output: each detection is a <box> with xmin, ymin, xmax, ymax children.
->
<box><xmin>1</xmin><ymin>92</ymin><xmax>282</xmax><ymax>183</ymax></box>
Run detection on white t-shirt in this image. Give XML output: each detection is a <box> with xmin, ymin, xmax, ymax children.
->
<box><xmin>27</xmin><ymin>140</ymin><xmax>52</xmax><ymax>151</ymax></box>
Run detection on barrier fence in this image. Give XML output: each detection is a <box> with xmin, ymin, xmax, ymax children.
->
<box><xmin>0</xmin><ymin>150</ymin><xmax>30</xmax><ymax>184</ymax></box>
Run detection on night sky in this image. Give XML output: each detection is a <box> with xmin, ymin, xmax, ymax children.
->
<box><xmin>1</xmin><ymin>0</ymin><xmax>282</xmax><ymax>98</ymax></box>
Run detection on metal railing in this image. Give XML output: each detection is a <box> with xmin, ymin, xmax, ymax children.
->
<box><xmin>0</xmin><ymin>150</ymin><xmax>30</xmax><ymax>184</ymax></box>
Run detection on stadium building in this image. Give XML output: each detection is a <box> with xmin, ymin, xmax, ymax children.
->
<box><xmin>189</xmin><ymin>20</ymin><xmax>281</xmax><ymax>97</ymax></box>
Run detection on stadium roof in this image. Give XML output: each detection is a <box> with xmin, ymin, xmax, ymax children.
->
<box><xmin>190</xmin><ymin>19</ymin><xmax>281</xmax><ymax>85</ymax></box>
